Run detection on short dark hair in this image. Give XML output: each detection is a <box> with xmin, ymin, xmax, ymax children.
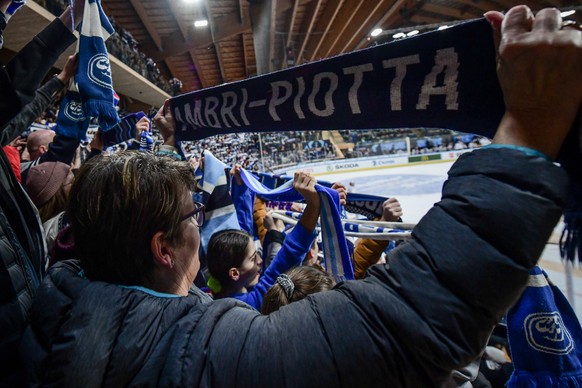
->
<box><xmin>68</xmin><ymin>151</ymin><xmax>196</xmax><ymax>285</ymax></box>
<box><xmin>261</xmin><ymin>266</ymin><xmax>336</xmax><ymax>314</ymax></box>
<box><xmin>207</xmin><ymin>229</ymin><xmax>251</xmax><ymax>286</ymax></box>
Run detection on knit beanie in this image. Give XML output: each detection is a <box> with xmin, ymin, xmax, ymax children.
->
<box><xmin>26</xmin><ymin>162</ymin><xmax>71</xmax><ymax>207</ymax></box>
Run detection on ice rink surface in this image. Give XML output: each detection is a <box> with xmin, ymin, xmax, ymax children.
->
<box><xmin>317</xmin><ymin>159</ymin><xmax>582</xmax><ymax>320</ymax></box>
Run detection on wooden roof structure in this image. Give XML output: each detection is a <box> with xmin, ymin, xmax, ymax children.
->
<box><xmin>2</xmin><ymin>0</ymin><xmax>581</xmax><ymax>107</ymax></box>
<box><xmin>102</xmin><ymin>0</ymin><xmax>582</xmax><ymax>95</ymax></box>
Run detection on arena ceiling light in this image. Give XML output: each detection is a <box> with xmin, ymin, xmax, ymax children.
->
<box><xmin>561</xmin><ymin>10</ymin><xmax>575</xmax><ymax>18</ymax></box>
<box><xmin>370</xmin><ymin>28</ymin><xmax>382</xmax><ymax>37</ymax></box>
<box><xmin>194</xmin><ymin>19</ymin><xmax>208</xmax><ymax>27</ymax></box>
<box><xmin>406</xmin><ymin>30</ymin><xmax>419</xmax><ymax>37</ymax></box>
<box><xmin>392</xmin><ymin>32</ymin><xmax>406</xmax><ymax>39</ymax></box>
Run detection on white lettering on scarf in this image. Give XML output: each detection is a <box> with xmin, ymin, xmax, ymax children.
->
<box><xmin>174</xmin><ymin>47</ymin><xmax>460</xmax><ymax>131</ymax></box>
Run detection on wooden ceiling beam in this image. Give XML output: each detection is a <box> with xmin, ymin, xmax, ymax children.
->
<box><xmin>205</xmin><ymin>2</ymin><xmax>227</xmax><ymax>83</ymax></box>
<box><xmin>128</xmin><ymin>0</ymin><xmax>162</xmax><ymax>51</ymax></box>
<box><xmin>285</xmin><ymin>0</ymin><xmax>300</xmax><ymax>49</ymax></box>
<box><xmin>353</xmin><ymin>0</ymin><xmax>411</xmax><ymax>50</ymax></box>
<box><xmin>249</xmin><ymin>0</ymin><xmax>276</xmax><ymax>75</ymax></box>
<box><xmin>306</xmin><ymin>0</ymin><xmax>345</xmax><ymax>61</ymax></box>
<box><xmin>340</xmin><ymin>0</ymin><xmax>392</xmax><ymax>53</ymax></box>
<box><xmin>319</xmin><ymin>0</ymin><xmax>366</xmax><ymax>59</ymax></box>
<box><xmin>152</xmin><ymin>2</ymin><xmax>249</xmax><ymax>60</ymax></box>
<box><xmin>421</xmin><ymin>2</ymin><xmax>469</xmax><ymax>19</ymax></box>
<box><xmin>338</xmin><ymin>0</ymin><xmax>393</xmax><ymax>54</ymax></box>
<box><xmin>295</xmin><ymin>0</ymin><xmax>323</xmax><ymax>65</ymax></box>
<box><xmin>150</xmin><ymin>13</ymin><xmax>249</xmax><ymax>61</ymax></box>
<box><xmin>166</xmin><ymin>0</ymin><xmax>210</xmax><ymax>89</ymax></box>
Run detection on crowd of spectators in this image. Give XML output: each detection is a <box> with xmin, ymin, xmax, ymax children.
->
<box><xmin>33</xmin><ymin>96</ymin><xmax>489</xmax><ymax>171</ymax></box>
<box><xmin>1</xmin><ymin>2</ymin><xmax>579</xmax><ymax>386</ymax></box>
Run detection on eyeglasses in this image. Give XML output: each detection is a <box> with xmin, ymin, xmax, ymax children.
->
<box><xmin>180</xmin><ymin>200</ymin><xmax>205</xmax><ymax>226</ymax></box>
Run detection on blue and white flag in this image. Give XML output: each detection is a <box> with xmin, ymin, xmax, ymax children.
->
<box><xmin>75</xmin><ymin>0</ymin><xmax>119</xmax><ymax>130</ymax></box>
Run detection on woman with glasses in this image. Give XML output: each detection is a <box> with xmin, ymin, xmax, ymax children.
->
<box><xmin>205</xmin><ymin>170</ymin><xmax>320</xmax><ymax>310</ymax></box>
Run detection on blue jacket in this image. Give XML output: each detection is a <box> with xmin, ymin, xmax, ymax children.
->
<box><xmin>21</xmin><ymin>148</ymin><xmax>568</xmax><ymax>387</ymax></box>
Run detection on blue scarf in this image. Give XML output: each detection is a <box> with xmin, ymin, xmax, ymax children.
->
<box><xmin>256</xmin><ymin>172</ymin><xmax>389</xmax><ymax>219</ymax></box>
<box><xmin>238</xmin><ymin>168</ymin><xmax>354</xmax><ymax>281</ymax></box>
<box><xmin>507</xmin><ymin>266</ymin><xmax>582</xmax><ymax>387</ymax></box>
<box><xmin>100</xmin><ymin>112</ymin><xmax>146</xmax><ymax>147</ymax></box>
<box><xmin>74</xmin><ymin>0</ymin><xmax>119</xmax><ymax>130</ymax></box>
<box><xmin>54</xmin><ymin>89</ymin><xmax>89</xmax><ymax>140</ymax></box>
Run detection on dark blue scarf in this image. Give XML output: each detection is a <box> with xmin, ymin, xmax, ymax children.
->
<box><xmin>170</xmin><ymin>19</ymin><xmax>502</xmax><ymax>140</ymax></box>
<box><xmin>507</xmin><ymin>266</ymin><xmax>582</xmax><ymax>387</ymax></box>
<box><xmin>100</xmin><ymin>112</ymin><xmax>146</xmax><ymax>147</ymax></box>
<box><xmin>54</xmin><ymin>89</ymin><xmax>89</xmax><ymax>140</ymax></box>
<box><xmin>75</xmin><ymin>0</ymin><xmax>119</xmax><ymax>130</ymax></box>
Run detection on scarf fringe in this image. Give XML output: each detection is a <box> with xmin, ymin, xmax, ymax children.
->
<box><xmin>508</xmin><ymin>371</ymin><xmax>582</xmax><ymax>387</ymax></box>
<box><xmin>560</xmin><ymin>211</ymin><xmax>582</xmax><ymax>265</ymax></box>
<box><xmin>83</xmin><ymin>101</ymin><xmax>119</xmax><ymax>130</ymax></box>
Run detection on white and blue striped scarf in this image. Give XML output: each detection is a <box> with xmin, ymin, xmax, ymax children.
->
<box><xmin>239</xmin><ymin>168</ymin><xmax>354</xmax><ymax>281</ymax></box>
<box><xmin>194</xmin><ymin>150</ymin><xmax>240</xmax><ymax>256</ymax></box>
<box><xmin>74</xmin><ymin>0</ymin><xmax>119</xmax><ymax>129</ymax></box>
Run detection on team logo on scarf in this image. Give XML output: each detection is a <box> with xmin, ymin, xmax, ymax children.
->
<box><xmin>63</xmin><ymin>100</ymin><xmax>85</xmax><ymax>122</ymax></box>
<box><xmin>88</xmin><ymin>54</ymin><xmax>113</xmax><ymax>89</ymax></box>
<box><xmin>525</xmin><ymin>312</ymin><xmax>574</xmax><ymax>354</ymax></box>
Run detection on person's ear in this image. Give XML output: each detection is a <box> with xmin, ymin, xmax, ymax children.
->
<box><xmin>151</xmin><ymin>231</ymin><xmax>174</xmax><ymax>269</ymax></box>
<box><xmin>229</xmin><ymin>268</ymin><xmax>240</xmax><ymax>281</ymax></box>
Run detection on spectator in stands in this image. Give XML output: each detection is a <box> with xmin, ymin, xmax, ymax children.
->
<box><xmin>17</xmin><ymin>5</ymin><xmax>582</xmax><ymax>386</ymax></box>
<box><xmin>206</xmin><ymin>169</ymin><xmax>320</xmax><ymax>310</ymax></box>
<box><xmin>25</xmin><ymin>161</ymin><xmax>73</xmax><ymax>223</ymax></box>
<box><xmin>24</xmin><ymin>129</ymin><xmax>55</xmax><ymax>161</ymax></box>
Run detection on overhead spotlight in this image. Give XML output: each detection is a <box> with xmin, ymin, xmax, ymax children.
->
<box><xmin>561</xmin><ymin>10</ymin><xmax>576</xmax><ymax>18</ymax></box>
<box><xmin>392</xmin><ymin>32</ymin><xmax>406</xmax><ymax>39</ymax></box>
<box><xmin>438</xmin><ymin>25</ymin><xmax>449</xmax><ymax>30</ymax></box>
<box><xmin>370</xmin><ymin>28</ymin><xmax>382</xmax><ymax>37</ymax></box>
<box><xmin>406</xmin><ymin>30</ymin><xmax>419</xmax><ymax>37</ymax></box>
<box><xmin>194</xmin><ymin>19</ymin><xmax>208</xmax><ymax>27</ymax></box>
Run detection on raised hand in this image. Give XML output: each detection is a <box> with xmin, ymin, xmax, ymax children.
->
<box><xmin>380</xmin><ymin>197</ymin><xmax>403</xmax><ymax>222</ymax></box>
<box><xmin>153</xmin><ymin>100</ymin><xmax>176</xmax><ymax>146</ymax></box>
<box><xmin>485</xmin><ymin>6</ymin><xmax>582</xmax><ymax>159</ymax></box>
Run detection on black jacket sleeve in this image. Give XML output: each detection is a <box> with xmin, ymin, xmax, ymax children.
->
<box><xmin>195</xmin><ymin>148</ymin><xmax>568</xmax><ymax>387</ymax></box>
<box><xmin>4</xmin><ymin>18</ymin><xmax>75</xmax><ymax>108</ymax></box>
<box><xmin>0</xmin><ymin>76</ymin><xmax>65</xmax><ymax>147</ymax></box>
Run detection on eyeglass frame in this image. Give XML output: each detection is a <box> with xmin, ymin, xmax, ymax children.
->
<box><xmin>180</xmin><ymin>200</ymin><xmax>205</xmax><ymax>226</ymax></box>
